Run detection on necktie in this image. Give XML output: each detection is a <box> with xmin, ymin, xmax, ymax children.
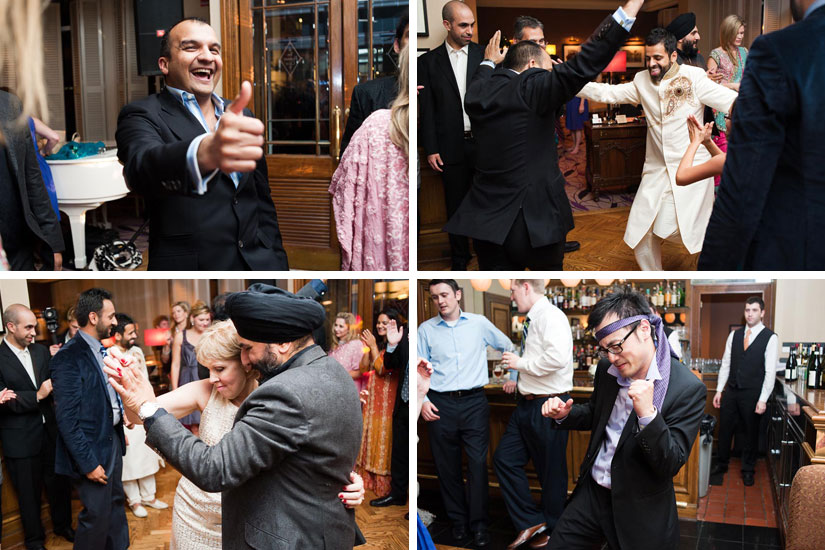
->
<box><xmin>400</xmin><ymin>362</ymin><xmax>409</xmax><ymax>403</ymax></box>
<box><xmin>744</xmin><ymin>328</ymin><xmax>751</xmax><ymax>351</ymax></box>
<box><xmin>521</xmin><ymin>318</ymin><xmax>530</xmax><ymax>355</ymax></box>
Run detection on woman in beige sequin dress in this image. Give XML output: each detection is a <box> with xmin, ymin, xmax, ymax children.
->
<box><xmin>144</xmin><ymin>319</ymin><xmax>365</xmax><ymax>549</ymax></box>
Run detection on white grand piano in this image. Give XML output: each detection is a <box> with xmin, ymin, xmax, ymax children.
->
<box><xmin>46</xmin><ymin>149</ymin><xmax>130</xmax><ymax>269</ymax></box>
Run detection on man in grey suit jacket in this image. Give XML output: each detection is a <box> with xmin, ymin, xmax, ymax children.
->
<box><xmin>106</xmin><ymin>284</ymin><xmax>364</xmax><ymax>549</ymax></box>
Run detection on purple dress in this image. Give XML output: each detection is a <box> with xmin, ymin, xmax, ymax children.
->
<box><xmin>178</xmin><ymin>330</ymin><xmax>202</xmax><ymax>425</ymax></box>
<box><xmin>565</xmin><ymin>97</ymin><xmax>589</xmax><ymax>131</ymax></box>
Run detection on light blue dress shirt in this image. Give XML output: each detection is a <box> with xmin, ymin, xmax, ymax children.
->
<box><xmin>479</xmin><ymin>7</ymin><xmax>636</xmax><ymax>69</ymax></box>
<box><xmin>418</xmin><ymin>311</ymin><xmax>515</xmax><ymax>401</ymax></box>
<box><xmin>805</xmin><ymin>0</ymin><xmax>825</xmax><ymax>18</ymax></box>
<box><xmin>165</xmin><ymin>85</ymin><xmax>241</xmax><ymax>194</ymax></box>
<box><xmin>587</xmin><ymin>355</ymin><xmax>660</xmax><ymax>490</ymax></box>
<box><xmin>78</xmin><ymin>330</ymin><xmax>122</xmax><ymax>426</ymax></box>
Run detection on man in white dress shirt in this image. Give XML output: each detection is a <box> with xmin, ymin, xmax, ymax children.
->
<box><xmin>498</xmin><ymin>280</ymin><xmax>573</xmax><ymax>549</ymax></box>
<box><xmin>711</xmin><ymin>296</ymin><xmax>778</xmax><ymax>486</ymax></box>
<box><xmin>576</xmin><ymin>27</ymin><xmax>737</xmax><ymax>270</ymax></box>
<box><xmin>418</xmin><ymin>0</ymin><xmax>485</xmax><ymax>270</ymax></box>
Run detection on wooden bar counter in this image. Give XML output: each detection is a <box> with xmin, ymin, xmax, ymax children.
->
<box><xmin>418</xmin><ymin>372</ymin><xmax>702</xmax><ymax>519</ymax></box>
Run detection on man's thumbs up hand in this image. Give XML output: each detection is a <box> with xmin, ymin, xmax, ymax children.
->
<box><xmin>197</xmin><ymin>81</ymin><xmax>265</xmax><ymax>174</ymax></box>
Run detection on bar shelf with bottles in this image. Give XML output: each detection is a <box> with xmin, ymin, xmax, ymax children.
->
<box><xmin>511</xmin><ymin>280</ymin><xmax>692</xmax><ymax>383</ymax></box>
<box><xmin>767</xmin><ymin>341</ymin><xmax>825</xmax><ymax>544</ymax></box>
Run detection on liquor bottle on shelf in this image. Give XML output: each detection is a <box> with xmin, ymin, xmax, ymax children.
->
<box><xmin>816</xmin><ymin>345</ymin><xmax>824</xmax><ymax>389</ymax></box>
<box><xmin>664</xmin><ymin>284</ymin><xmax>671</xmax><ymax>307</ymax></box>
<box><xmin>807</xmin><ymin>344</ymin><xmax>819</xmax><ymax>389</ymax></box>
<box><xmin>786</xmin><ymin>344</ymin><xmax>798</xmax><ymax>381</ymax></box>
<box><xmin>798</xmin><ymin>344</ymin><xmax>807</xmax><ymax>383</ymax></box>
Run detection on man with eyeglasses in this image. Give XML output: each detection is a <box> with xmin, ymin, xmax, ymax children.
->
<box><xmin>541</xmin><ymin>289</ymin><xmax>706</xmax><ymax>549</ymax></box>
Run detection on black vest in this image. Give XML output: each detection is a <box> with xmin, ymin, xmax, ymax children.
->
<box><xmin>729</xmin><ymin>326</ymin><xmax>774</xmax><ymax>390</ymax></box>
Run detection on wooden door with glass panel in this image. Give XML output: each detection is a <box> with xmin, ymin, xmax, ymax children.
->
<box><xmin>224</xmin><ymin>0</ymin><xmax>405</xmax><ymax>269</ymax></box>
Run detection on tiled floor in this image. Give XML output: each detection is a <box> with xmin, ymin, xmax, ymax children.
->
<box><xmin>698</xmin><ymin>457</ymin><xmax>778</xmax><ymax>528</ymax></box>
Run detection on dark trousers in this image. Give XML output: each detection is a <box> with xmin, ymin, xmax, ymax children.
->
<box><xmin>475</xmin><ymin>209</ymin><xmax>565</xmax><ymax>270</ymax></box>
<box><xmin>441</xmin><ymin>138</ymin><xmax>477</xmax><ymax>265</ymax></box>
<box><xmin>5</xmin><ymin>430</ymin><xmax>73</xmax><ymax>549</ymax></box>
<box><xmin>548</xmin><ymin>474</ymin><xmax>620</xmax><ymax>550</ymax></box>
<box><xmin>717</xmin><ymin>386</ymin><xmax>762</xmax><ymax>473</ymax></box>
<box><xmin>494</xmin><ymin>395</ymin><xmax>569</xmax><ymax>531</ymax></box>
<box><xmin>74</xmin><ymin>433</ymin><xmax>129</xmax><ymax>550</ymax></box>
<box><xmin>389</xmin><ymin>398</ymin><xmax>409</xmax><ymax>499</ymax></box>
<box><xmin>426</xmin><ymin>390</ymin><xmax>490</xmax><ymax>531</ymax></box>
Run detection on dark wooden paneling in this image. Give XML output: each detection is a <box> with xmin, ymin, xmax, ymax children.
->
<box><xmin>584</xmin><ymin>121</ymin><xmax>646</xmax><ymax>199</ymax></box>
<box><xmin>484</xmin><ymin>292</ymin><xmax>511</xmax><ymax>338</ymax></box>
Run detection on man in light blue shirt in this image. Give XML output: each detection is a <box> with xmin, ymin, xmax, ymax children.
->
<box><xmin>116</xmin><ymin>17</ymin><xmax>287</xmax><ymax>271</ymax></box>
<box><xmin>418</xmin><ymin>279</ymin><xmax>514</xmax><ymax>547</ymax></box>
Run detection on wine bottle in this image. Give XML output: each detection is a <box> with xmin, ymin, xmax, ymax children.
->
<box><xmin>786</xmin><ymin>345</ymin><xmax>797</xmax><ymax>381</ymax></box>
<box><xmin>817</xmin><ymin>345</ymin><xmax>824</xmax><ymax>389</ymax></box>
<box><xmin>807</xmin><ymin>344</ymin><xmax>819</xmax><ymax>389</ymax></box>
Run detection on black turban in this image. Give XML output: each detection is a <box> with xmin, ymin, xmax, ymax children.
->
<box><xmin>226</xmin><ymin>283</ymin><xmax>326</xmax><ymax>344</ymax></box>
<box><xmin>666</xmin><ymin>12</ymin><xmax>696</xmax><ymax>41</ymax></box>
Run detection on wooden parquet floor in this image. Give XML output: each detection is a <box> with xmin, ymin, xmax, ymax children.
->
<box><xmin>30</xmin><ymin>465</ymin><xmax>408</xmax><ymax>550</ymax></box>
<box><xmin>418</xmin><ymin>208</ymin><xmax>699</xmax><ymax>271</ymax></box>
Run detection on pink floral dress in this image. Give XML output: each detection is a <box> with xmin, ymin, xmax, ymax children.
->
<box><xmin>329</xmin><ymin>339</ymin><xmax>366</xmax><ymax>392</ymax></box>
<box><xmin>329</xmin><ymin>109</ymin><xmax>409</xmax><ymax>270</ymax></box>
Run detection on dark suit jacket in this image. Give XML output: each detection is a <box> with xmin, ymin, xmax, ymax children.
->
<box><xmin>418</xmin><ymin>41</ymin><xmax>484</xmax><ymax>164</ymax></box>
<box><xmin>340</xmin><ymin>75</ymin><xmax>398</xmax><ymax>155</ymax></box>
<box><xmin>115</xmin><ymin>89</ymin><xmax>288</xmax><ymax>271</ymax></box>
<box><xmin>144</xmin><ymin>345</ymin><xmax>362</xmax><ymax>550</ymax></box>
<box><xmin>699</xmin><ymin>5</ymin><xmax>825</xmax><ymax>269</ymax></box>
<box><xmin>557</xmin><ymin>357</ymin><xmax>706</xmax><ymax>549</ymax></box>
<box><xmin>443</xmin><ymin>16</ymin><xmax>629</xmax><ymax>247</ymax></box>
<box><xmin>384</xmin><ymin>333</ymin><xmax>408</xmax><ymax>416</ymax></box>
<box><xmin>0</xmin><ymin>91</ymin><xmax>64</xmax><ymax>258</ymax></box>
<box><xmin>0</xmin><ymin>341</ymin><xmax>58</xmax><ymax>458</ymax></box>
<box><xmin>51</xmin><ymin>333</ymin><xmax>125</xmax><ymax>478</ymax></box>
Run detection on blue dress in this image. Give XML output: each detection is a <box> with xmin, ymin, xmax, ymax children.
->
<box><xmin>28</xmin><ymin>118</ymin><xmax>59</xmax><ymax>218</ymax></box>
<box><xmin>417</xmin><ymin>515</ymin><xmax>436</xmax><ymax>550</ymax></box>
<box><xmin>565</xmin><ymin>97</ymin><xmax>589</xmax><ymax>131</ymax></box>
<box><xmin>178</xmin><ymin>330</ymin><xmax>202</xmax><ymax>425</ymax></box>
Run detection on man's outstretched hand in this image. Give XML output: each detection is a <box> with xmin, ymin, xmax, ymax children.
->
<box><xmin>197</xmin><ymin>80</ymin><xmax>265</xmax><ymax>174</ymax></box>
<box><xmin>484</xmin><ymin>30</ymin><xmax>508</xmax><ymax>65</ymax></box>
<box><xmin>622</xmin><ymin>0</ymin><xmax>645</xmax><ymax>18</ymax></box>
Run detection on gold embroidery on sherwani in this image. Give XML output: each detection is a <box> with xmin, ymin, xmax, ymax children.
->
<box><xmin>664</xmin><ymin>75</ymin><xmax>696</xmax><ymax>120</ymax></box>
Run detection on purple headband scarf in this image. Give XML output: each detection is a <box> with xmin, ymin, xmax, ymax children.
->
<box><xmin>595</xmin><ymin>314</ymin><xmax>675</xmax><ymax>411</ymax></box>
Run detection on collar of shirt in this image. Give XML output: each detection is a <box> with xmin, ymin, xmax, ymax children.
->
<box><xmin>78</xmin><ymin>330</ymin><xmax>103</xmax><ymax>357</ymax></box>
<box><xmin>4</xmin><ymin>336</ymin><xmax>30</xmax><ymax>358</ymax></box>
<box><xmin>525</xmin><ymin>296</ymin><xmax>550</xmax><ymax>323</ymax></box>
<box><xmin>607</xmin><ymin>352</ymin><xmax>662</xmax><ymax>388</ymax></box>
<box><xmin>436</xmin><ymin>310</ymin><xmax>469</xmax><ymax>327</ymax></box>
<box><xmin>166</xmin><ymin>85</ymin><xmax>226</xmax><ymax>132</ymax></box>
<box><xmin>445</xmin><ymin>41</ymin><xmax>469</xmax><ymax>56</ymax></box>
<box><xmin>806</xmin><ymin>0</ymin><xmax>825</xmax><ymax>18</ymax></box>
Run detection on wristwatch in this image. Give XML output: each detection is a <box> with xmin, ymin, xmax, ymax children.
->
<box><xmin>138</xmin><ymin>401</ymin><xmax>160</xmax><ymax>421</ymax></box>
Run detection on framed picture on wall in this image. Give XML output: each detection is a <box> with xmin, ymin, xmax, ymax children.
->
<box><xmin>621</xmin><ymin>45</ymin><xmax>645</xmax><ymax>68</ymax></box>
<box><xmin>562</xmin><ymin>44</ymin><xmax>582</xmax><ymax>61</ymax></box>
<box><xmin>418</xmin><ymin>0</ymin><xmax>429</xmax><ymax>37</ymax></box>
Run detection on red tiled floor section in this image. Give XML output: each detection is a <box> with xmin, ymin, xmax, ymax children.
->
<box><xmin>697</xmin><ymin>458</ymin><xmax>777</xmax><ymax>528</ymax></box>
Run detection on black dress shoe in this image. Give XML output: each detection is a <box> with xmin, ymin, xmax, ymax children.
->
<box><xmin>564</xmin><ymin>240</ymin><xmax>581</xmax><ymax>253</ymax></box>
<box><xmin>451</xmin><ymin>525</ymin><xmax>470</xmax><ymax>542</ymax></box>
<box><xmin>711</xmin><ymin>463</ymin><xmax>728</xmax><ymax>475</ymax></box>
<box><xmin>55</xmin><ymin>527</ymin><xmax>76</xmax><ymax>542</ymax></box>
<box><xmin>474</xmin><ymin>530</ymin><xmax>491</xmax><ymax>547</ymax></box>
<box><xmin>743</xmin><ymin>472</ymin><xmax>755</xmax><ymax>486</ymax></box>
<box><xmin>451</xmin><ymin>259</ymin><xmax>469</xmax><ymax>271</ymax></box>
<box><xmin>369</xmin><ymin>495</ymin><xmax>405</xmax><ymax>507</ymax></box>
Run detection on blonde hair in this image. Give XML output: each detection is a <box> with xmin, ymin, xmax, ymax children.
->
<box><xmin>389</xmin><ymin>44</ymin><xmax>409</xmax><ymax>154</ymax></box>
<box><xmin>171</xmin><ymin>301</ymin><xmax>192</xmax><ymax>330</ymax></box>
<box><xmin>513</xmin><ymin>279</ymin><xmax>546</xmax><ymax>295</ymax></box>
<box><xmin>190</xmin><ymin>300</ymin><xmax>211</xmax><ymax>319</ymax></box>
<box><xmin>0</xmin><ymin>0</ymin><xmax>49</xmax><ymax>138</ymax></box>
<box><xmin>195</xmin><ymin>319</ymin><xmax>241</xmax><ymax>366</ymax></box>
<box><xmin>719</xmin><ymin>14</ymin><xmax>746</xmax><ymax>70</ymax></box>
<box><xmin>332</xmin><ymin>312</ymin><xmax>359</xmax><ymax>347</ymax></box>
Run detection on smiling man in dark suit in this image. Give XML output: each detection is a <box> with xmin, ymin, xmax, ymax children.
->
<box><xmin>0</xmin><ymin>304</ymin><xmax>74</xmax><ymax>550</ymax></box>
<box><xmin>116</xmin><ymin>18</ymin><xmax>287</xmax><ymax>271</ymax></box>
<box><xmin>444</xmin><ymin>0</ymin><xmax>645</xmax><ymax>270</ymax></box>
<box><xmin>418</xmin><ymin>1</ymin><xmax>485</xmax><ymax>270</ymax></box>
<box><xmin>542</xmin><ymin>289</ymin><xmax>706</xmax><ymax>549</ymax></box>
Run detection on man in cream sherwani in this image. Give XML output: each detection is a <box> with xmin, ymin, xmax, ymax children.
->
<box><xmin>577</xmin><ymin>27</ymin><xmax>737</xmax><ymax>270</ymax></box>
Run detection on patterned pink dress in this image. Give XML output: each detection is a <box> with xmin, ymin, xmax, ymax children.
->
<box><xmin>329</xmin><ymin>109</ymin><xmax>409</xmax><ymax>270</ymax></box>
<box><xmin>329</xmin><ymin>339</ymin><xmax>366</xmax><ymax>392</ymax></box>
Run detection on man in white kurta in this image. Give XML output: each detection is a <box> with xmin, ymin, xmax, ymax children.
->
<box><xmin>577</xmin><ymin>29</ymin><xmax>737</xmax><ymax>270</ymax></box>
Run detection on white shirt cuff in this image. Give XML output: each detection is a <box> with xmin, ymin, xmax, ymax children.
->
<box><xmin>187</xmin><ymin>133</ymin><xmax>219</xmax><ymax>195</ymax></box>
<box><xmin>480</xmin><ymin>60</ymin><xmax>495</xmax><ymax>69</ymax></box>
<box><xmin>638</xmin><ymin>407</ymin><xmax>657</xmax><ymax>428</ymax></box>
<box><xmin>612</xmin><ymin>6</ymin><xmax>636</xmax><ymax>32</ymax></box>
